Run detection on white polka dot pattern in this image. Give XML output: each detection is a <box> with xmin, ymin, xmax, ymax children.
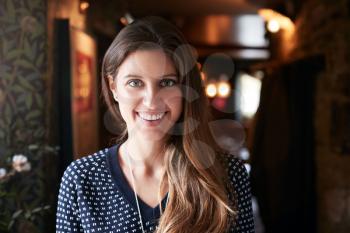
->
<box><xmin>224</xmin><ymin>154</ymin><xmax>255</xmax><ymax>233</ymax></box>
<box><xmin>56</xmin><ymin>148</ymin><xmax>255</xmax><ymax>232</ymax></box>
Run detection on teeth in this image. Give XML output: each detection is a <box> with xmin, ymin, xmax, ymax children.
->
<box><xmin>138</xmin><ymin>112</ymin><xmax>165</xmax><ymax>121</ymax></box>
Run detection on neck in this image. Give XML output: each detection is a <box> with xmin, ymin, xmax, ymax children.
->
<box><xmin>122</xmin><ymin>136</ymin><xmax>167</xmax><ymax>176</ymax></box>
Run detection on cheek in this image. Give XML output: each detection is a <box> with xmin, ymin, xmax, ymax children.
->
<box><xmin>115</xmin><ymin>86</ymin><xmax>141</xmax><ymax>104</ymax></box>
<box><xmin>117</xmin><ymin>102</ymin><xmax>135</xmax><ymax>123</ymax></box>
<box><xmin>164</xmin><ymin>90</ymin><xmax>183</xmax><ymax>117</ymax></box>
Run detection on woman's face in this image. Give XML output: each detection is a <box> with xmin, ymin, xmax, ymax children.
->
<box><xmin>109</xmin><ymin>49</ymin><xmax>183</xmax><ymax>141</ymax></box>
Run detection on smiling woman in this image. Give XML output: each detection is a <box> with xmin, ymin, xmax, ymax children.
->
<box><xmin>56</xmin><ymin>16</ymin><xmax>255</xmax><ymax>233</ymax></box>
<box><xmin>107</xmin><ymin>49</ymin><xmax>183</xmax><ymax>141</ymax></box>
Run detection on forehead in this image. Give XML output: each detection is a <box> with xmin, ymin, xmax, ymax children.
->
<box><xmin>116</xmin><ymin>49</ymin><xmax>177</xmax><ymax>79</ymax></box>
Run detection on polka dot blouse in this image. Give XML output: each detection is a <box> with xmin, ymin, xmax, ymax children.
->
<box><xmin>56</xmin><ymin>145</ymin><xmax>255</xmax><ymax>232</ymax></box>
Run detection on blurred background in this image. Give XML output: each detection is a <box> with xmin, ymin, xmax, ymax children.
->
<box><xmin>1</xmin><ymin>0</ymin><xmax>350</xmax><ymax>232</ymax></box>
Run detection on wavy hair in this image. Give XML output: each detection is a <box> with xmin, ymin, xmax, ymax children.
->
<box><xmin>101</xmin><ymin>16</ymin><xmax>237</xmax><ymax>233</ymax></box>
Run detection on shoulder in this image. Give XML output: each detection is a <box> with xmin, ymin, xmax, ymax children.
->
<box><xmin>218</xmin><ymin>153</ymin><xmax>254</xmax><ymax>232</ymax></box>
<box><xmin>60</xmin><ymin>147</ymin><xmax>110</xmax><ymax>184</ymax></box>
<box><xmin>220</xmin><ymin>153</ymin><xmax>250</xmax><ymax>191</ymax></box>
<box><xmin>221</xmin><ymin>153</ymin><xmax>248</xmax><ymax>178</ymax></box>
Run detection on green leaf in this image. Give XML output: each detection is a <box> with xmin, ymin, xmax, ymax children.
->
<box><xmin>0</xmin><ymin>17</ymin><xmax>15</xmax><ymax>25</ymax></box>
<box><xmin>10</xmin><ymin>84</ymin><xmax>25</xmax><ymax>93</ymax></box>
<box><xmin>23</xmin><ymin>38</ymin><xmax>33</xmax><ymax>60</ymax></box>
<box><xmin>0</xmin><ymin>130</ymin><xmax>5</xmax><ymax>139</ymax></box>
<box><xmin>25</xmin><ymin>94</ymin><xmax>33</xmax><ymax>109</ymax></box>
<box><xmin>35</xmin><ymin>53</ymin><xmax>44</xmax><ymax>67</ymax></box>
<box><xmin>5</xmin><ymin>49</ymin><xmax>22</xmax><ymax>61</ymax></box>
<box><xmin>8</xmin><ymin>219</ymin><xmax>14</xmax><ymax>231</ymax></box>
<box><xmin>17</xmin><ymin>9</ymin><xmax>31</xmax><ymax>16</ymax></box>
<box><xmin>34</xmin><ymin>93</ymin><xmax>43</xmax><ymax>108</ymax></box>
<box><xmin>33</xmin><ymin>128</ymin><xmax>45</xmax><ymax>138</ymax></box>
<box><xmin>16</xmin><ymin>59</ymin><xmax>38</xmax><ymax>72</ymax></box>
<box><xmin>29</xmin><ymin>25</ymin><xmax>44</xmax><ymax>40</ymax></box>
<box><xmin>28</xmin><ymin>0</ymin><xmax>42</xmax><ymax>10</ymax></box>
<box><xmin>25</xmin><ymin>110</ymin><xmax>41</xmax><ymax>121</ymax></box>
<box><xmin>4</xmin><ymin>103</ymin><xmax>12</xmax><ymax>125</ymax></box>
<box><xmin>28</xmin><ymin>144</ymin><xmax>39</xmax><ymax>150</ymax></box>
<box><xmin>18</xmin><ymin>77</ymin><xmax>35</xmax><ymax>91</ymax></box>
<box><xmin>3</xmin><ymin>25</ymin><xmax>19</xmax><ymax>36</ymax></box>
<box><xmin>0</xmin><ymin>118</ymin><xmax>6</xmax><ymax>126</ymax></box>
<box><xmin>6</xmin><ymin>0</ymin><xmax>15</xmax><ymax>19</ymax></box>
<box><xmin>31</xmin><ymin>206</ymin><xmax>48</xmax><ymax>214</ymax></box>
<box><xmin>2</xmin><ymin>38</ymin><xmax>8</xmax><ymax>55</ymax></box>
<box><xmin>24</xmin><ymin>211</ymin><xmax>31</xmax><ymax>219</ymax></box>
<box><xmin>2</xmin><ymin>72</ymin><xmax>12</xmax><ymax>80</ymax></box>
<box><xmin>11</xmin><ymin>210</ymin><xmax>23</xmax><ymax>219</ymax></box>
<box><xmin>17</xmin><ymin>93</ymin><xmax>27</xmax><ymax>104</ymax></box>
<box><xmin>39</xmin><ymin>41</ymin><xmax>45</xmax><ymax>50</ymax></box>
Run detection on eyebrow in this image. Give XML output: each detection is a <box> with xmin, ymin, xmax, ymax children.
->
<box><xmin>123</xmin><ymin>73</ymin><xmax>178</xmax><ymax>79</ymax></box>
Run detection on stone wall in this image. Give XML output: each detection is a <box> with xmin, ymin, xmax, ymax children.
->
<box><xmin>283</xmin><ymin>0</ymin><xmax>350</xmax><ymax>232</ymax></box>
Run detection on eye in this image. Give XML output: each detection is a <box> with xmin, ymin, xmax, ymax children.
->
<box><xmin>127</xmin><ymin>79</ymin><xmax>143</xmax><ymax>87</ymax></box>
<box><xmin>160</xmin><ymin>79</ymin><xmax>177</xmax><ymax>87</ymax></box>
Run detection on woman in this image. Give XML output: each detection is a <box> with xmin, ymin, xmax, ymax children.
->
<box><xmin>56</xmin><ymin>16</ymin><xmax>254</xmax><ymax>233</ymax></box>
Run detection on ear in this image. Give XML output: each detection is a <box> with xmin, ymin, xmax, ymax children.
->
<box><xmin>107</xmin><ymin>75</ymin><xmax>118</xmax><ymax>102</ymax></box>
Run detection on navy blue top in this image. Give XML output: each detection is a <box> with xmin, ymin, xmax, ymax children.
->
<box><xmin>56</xmin><ymin>145</ymin><xmax>255</xmax><ymax>233</ymax></box>
<box><xmin>107</xmin><ymin>145</ymin><xmax>169</xmax><ymax>225</ymax></box>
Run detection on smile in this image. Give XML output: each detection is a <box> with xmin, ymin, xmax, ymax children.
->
<box><xmin>137</xmin><ymin>112</ymin><xmax>167</xmax><ymax>121</ymax></box>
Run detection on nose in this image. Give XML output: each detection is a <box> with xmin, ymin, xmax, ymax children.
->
<box><xmin>142</xmin><ymin>85</ymin><xmax>162</xmax><ymax>108</ymax></box>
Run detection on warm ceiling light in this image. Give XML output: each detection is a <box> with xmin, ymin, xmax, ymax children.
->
<box><xmin>79</xmin><ymin>1</ymin><xmax>89</xmax><ymax>13</ymax></box>
<box><xmin>258</xmin><ymin>8</ymin><xmax>294</xmax><ymax>32</ymax></box>
<box><xmin>267</xmin><ymin>19</ymin><xmax>280</xmax><ymax>33</ymax></box>
<box><xmin>206</xmin><ymin>83</ymin><xmax>217</xmax><ymax>98</ymax></box>
<box><xmin>217</xmin><ymin>81</ymin><xmax>231</xmax><ymax>98</ymax></box>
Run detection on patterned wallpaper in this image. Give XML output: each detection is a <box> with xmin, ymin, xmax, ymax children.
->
<box><xmin>0</xmin><ymin>0</ymin><xmax>56</xmax><ymax>232</ymax></box>
<box><xmin>0</xmin><ymin>0</ymin><xmax>47</xmax><ymax>149</ymax></box>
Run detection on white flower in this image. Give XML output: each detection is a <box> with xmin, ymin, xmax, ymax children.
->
<box><xmin>0</xmin><ymin>168</ymin><xmax>6</xmax><ymax>179</ymax></box>
<box><xmin>12</xmin><ymin>154</ymin><xmax>28</xmax><ymax>163</ymax></box>
<box><xmin>12</xmin><ymin>154</ymin><xmax>31</xmax><ymax>172</ymax></box>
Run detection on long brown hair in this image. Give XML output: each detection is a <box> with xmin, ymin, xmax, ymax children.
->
<box><xmin>101</xmin><ymin>16</ymin><xmax>237</xmax><ymax>233</ymax></box>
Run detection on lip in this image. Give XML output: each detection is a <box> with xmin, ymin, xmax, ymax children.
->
<box><xmin>135</xmin><ymin>111</ymin><xmax>168</xmax><ymax>127</ymax></box>
<box><xmin>136</xmin><ymin>111</ymin><xmax>167</xmax><ymax>114</ymax></box>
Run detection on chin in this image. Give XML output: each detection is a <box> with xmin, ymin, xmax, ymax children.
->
<box><xmin>138</xmin><ymin>131</ymin><xmax>169</xmax><ymax>142</ymax></box>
